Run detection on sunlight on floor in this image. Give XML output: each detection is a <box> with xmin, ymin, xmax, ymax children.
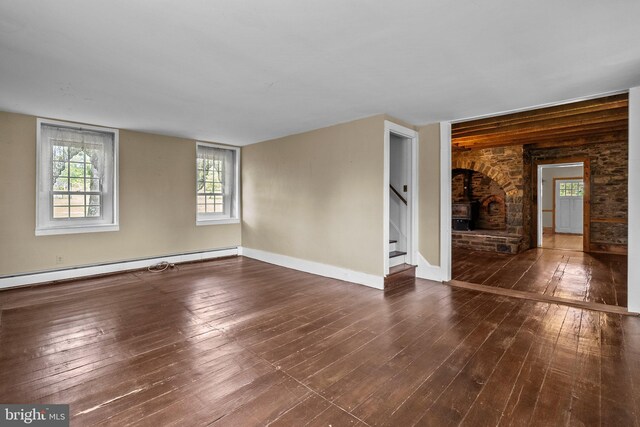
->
<box><xmin>542</xmin><ymin>231</ymin><xmax>583</xmax><ymax>251</ymax></box>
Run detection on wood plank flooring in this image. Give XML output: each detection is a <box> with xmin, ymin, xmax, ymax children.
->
<box><xmin>542</xmin><ymin>232</ymin><xmax>583</xmax><ymax>251</ymax></box>
<box><xmin>1</xmin><ymin>256</ymin><xmax>639</xmax><ymax>426</ymax></box>
<box><xmin>453</xmin><ymin>247</ymin><xmax>628</xmax><ymax>307</ymax></box>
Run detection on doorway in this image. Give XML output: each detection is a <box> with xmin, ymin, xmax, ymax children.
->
<box><xmin>555</xmin><ymin>178</ymin><xmax>584</xmax><ymax>234</ymax></box>
<box><xmin>536</xmin><ymin>161</ymin><xmax>587</xmax><ymax>251</ymax></box>
<box><xmin>447</xmin><ymin>93</ymin><xmax>631</xmax><ymax>310</ymax></box>
<box><xmin>383</xmin><ymin>121</ymin><xmax>418</xmax><ymax>275</ymax></box>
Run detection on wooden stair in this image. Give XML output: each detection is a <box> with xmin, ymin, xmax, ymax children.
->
<box><xmin>389</xmin><ymin>250</ymin><xmax>407</xmax><ymax>258</ymax></box>
<box><xmin>388</xmin><ymin>239</ymin><xmax>407</xmax><ymax>267</ymax></box>
<box><xmin>384</xmin><ymin>263</ymin><xmax>416</xmax><ymax>291</ymax></box>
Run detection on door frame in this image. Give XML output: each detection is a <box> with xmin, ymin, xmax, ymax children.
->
<box><xmin>534</xmin><ymin>158</ymin><xmax>590</xmax><ymax>252</ymax></box>
<box><xmin>383</xmin><ymin>121</ymin><xmax>418</xmax><ymax>275</ymax></box>
<box><xmin>552</xmin><ymin>176</ymin><xmax>584</xmax><ymax>234</ymax></box>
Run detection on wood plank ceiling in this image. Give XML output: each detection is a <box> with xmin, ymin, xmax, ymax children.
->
<box><xmin>451</xmin><ymin>93</ymin><xmax>628</xmax><ymax>151</ymax></box>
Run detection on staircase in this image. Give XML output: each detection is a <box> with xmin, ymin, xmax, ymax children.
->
<box><xmin>388</xmin><ymin>239</ymin><xmax>406</xmax><ymax>267</ymax></box>
<box><xmin>385</xmin><ymin>240</ymin><xmax>416</xmax><ymax>291</ymax></box>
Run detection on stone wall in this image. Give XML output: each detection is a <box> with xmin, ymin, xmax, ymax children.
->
<box><xmin>452</xmin><ymin>146</ymin><xmax>530</xmax><ymax>252</ymax></box>
<box><xmin>526</xmin><ymin>141</ymin><xmax>628</xmax><ymax>251</ymax></box>
<box><xmin>452</xmin><ymin>230</ymin><xmax>522</xmax><ymax>254</ymax></box>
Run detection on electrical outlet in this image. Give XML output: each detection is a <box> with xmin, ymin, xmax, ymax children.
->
<box><xmin>56</xmin><ymin>255</ymin><xmax>63</xmax><ymax>265</ymax></box>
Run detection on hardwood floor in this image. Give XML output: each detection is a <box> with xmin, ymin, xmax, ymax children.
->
<box><xmin>1</xmin><ymin>256</ymin><xmax>639</xmax><ymax>426</ymax></box>
<box><xmin>453</xmin><ymin>247</ymin><xmax>628</xmax><ymax>307</ymax></box>
<box><xmin>542</xmin><ymin>231</ymin><xmax>583</xmax><ymax>251</ymax></box>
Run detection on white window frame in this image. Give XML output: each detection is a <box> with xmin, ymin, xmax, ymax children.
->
<box><xmin>196</xmin><ymin>141</ymin><xmax>241</xmax><ymax>226</ymax></box>
<box><xmin>36</xmin><ymin>118</ymin><xmax>119</xmax><ymax>236</ymax></box>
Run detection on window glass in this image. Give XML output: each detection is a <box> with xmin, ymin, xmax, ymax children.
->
<box><xmin>36</xmin><ymin>119</ymin><xmax>118</xmax><ymax>235</ymax></box>
<box><xmin>196</xmin><ymin>143</ymin><xmax>239</xmax><ymax>224</ymax></box>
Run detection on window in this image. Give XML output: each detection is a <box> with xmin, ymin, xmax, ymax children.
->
<box><xmin>559</xmin><ymin>181</ymin><xmax>584</xmax><ymax>197</ymax></box>
<box><xmin>36</xmin><ymin>119</ymin><xmax>118</xmax><ymax>235</ymax></box>
<box><xmin>196</xmin><ymin>142</ymin><xmax>240</xmax><ymax>224</ymax></box>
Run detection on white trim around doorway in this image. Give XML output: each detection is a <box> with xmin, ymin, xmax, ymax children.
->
<box><xmin>536</xmin><ymin>162</ymin><xmax>584</xmax><ymax>247</ymax></box>
<box><xmin>628</xmin><ymin>86</ymin><xmax>640</xmax><ymax>313</ymax></box>
<box><xmin>383</xmin><ymin>121</ymin><xmax>419</xmax><ymax>276</ymax></box>
<box><xmin>440</xmin><ymin>122</ymin><xmax>453</xmax><ymax>282</ymax></box>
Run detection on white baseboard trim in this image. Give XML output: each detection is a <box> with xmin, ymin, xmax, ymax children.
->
<box><xmin>416</xmin><ymin>252</ymin><xmax>444</xmax><ymax>282</ymax></box>
<box><xmin>0</xmin><ymin>247</ymin><xmax>239</xmax><ymax>290</ymax></box>
<box><xmin>239</xmin><ymin>247</ymin><xmax>384</xmax><ymax>290</ymax></box>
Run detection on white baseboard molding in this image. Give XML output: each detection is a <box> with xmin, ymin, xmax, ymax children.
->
<box><xmin>0</xmin><ymin>247</ymin><xmax>239</xmax><ymax>290</ymax></box>
<box><xmin>239</xmin><ymin>246</ymin><xmax>384</xmax><ymax>290</ymax></box>
<box><xmin>416</xmin><ymin>253</ymin><xmax>444</xmax><ymax>282</ymax></box>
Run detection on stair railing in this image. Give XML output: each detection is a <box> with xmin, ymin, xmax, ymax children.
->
<box><xmin>389</xmin><ymin>184</ymin><xmax>407</xmax><ymax>205</ymax></box>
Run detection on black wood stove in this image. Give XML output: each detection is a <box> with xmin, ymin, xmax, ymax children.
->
<box><xmin>452</xmin><ymin>202</ymin><xmax>479</xmax><ymax>231</ymax></box>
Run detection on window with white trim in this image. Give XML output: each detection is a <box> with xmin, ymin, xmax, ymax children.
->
<box><xmin>36</xmin><ymin>119</ymin><xmax>118</xmax><ymax>235</ymax></box>
<box><xmin>196</xmin><ymin>142</ymin><xmax>240</xmax><ymax>224</ymax></box>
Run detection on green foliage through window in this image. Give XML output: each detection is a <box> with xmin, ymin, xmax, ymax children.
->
<box><xmin>559</xmin><ymin>181</ymin><xmax>584</xmax><ymax>197</ymax></box>
<box><xmin>51</xmin><ymin>146</ymin><xmax>101</xmax><ymax>219</ymax></box>
<box><xmin>197</xmin><ymin>158</ymin><xmax>225</xmax><ymax>214</ymax></box>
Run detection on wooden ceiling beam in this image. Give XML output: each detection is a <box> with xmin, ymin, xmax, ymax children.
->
<box><xmin>451</xmin><ymin>94</ymin><xmax>629</xmax><ymax>152</ymax></box>
<box><xmin>452</xmin><ymin>107</ymin><xmax>627</xmax><ymax>140</ymax></box>
<box><xmin>455</xmin><ymin>120</ymin><xmax>628</xmax><ymax>144</ymax></box>
<box><xmin>525</xmin><ymin>131</ymin><xmax>628</xmax><ymax>150</ymax></box>
<box><xmin>452</xmin><ymin>131</ymin><xmax>627</xmax><ymax>152</ymax></box>
<box><xmin>453</xmin><ymin>101</ymin><xmax>628</xmax><ymax>136</ymax></box>
<box><xmin>452</xmin><ymin>93</ymin><xmax>628</xmax><ymax>135</ymax></box>
<box><xmin>453</xmin><ymin>98</ymin><xmax>627</xmax><ymax>135</ymax></box>
<box><xmin>452</xmin><ymin>118</ymin><xmax>628</xmax><ymax>148</ymax></box>
<box><xmin>452</xmin><ymin>125</ymin><xmax>628</xmax><ymax>151</ymax></box>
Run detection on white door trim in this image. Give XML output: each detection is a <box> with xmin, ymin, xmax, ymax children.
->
<box><xmin>628</xmin><ymin>86</ymin><xmax>640</xmax><ymax>313</ymax></box>
<box><xmin>440</xmin><ymin>122</ymin><xmax>452</xmax><ymax>282</ymax></box>
<box><xmin>536</xmin><ymin>162</ymin><xmax>583</xmax><ymax>246</ymax></box>
<box><xmin>384</xmin><ymin>121</ymin><xmax>418</xmax><ymax>275</ymax></box>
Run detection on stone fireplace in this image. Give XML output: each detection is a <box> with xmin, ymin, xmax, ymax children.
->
<box><xmin>452</xmin><ymin>169</ymin><xmax>506</xmax><ymax>231</ymax></box>
<box><xmin>451</xmin><ymin>146</ymin><xmax>531</xmax><ymax>254</ymax></box>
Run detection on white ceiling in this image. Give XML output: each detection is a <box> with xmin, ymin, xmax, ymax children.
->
<box><xmin>1</xmin><ymin>1</ymin><xmax>639</xmax><ymax>146</ymax></box>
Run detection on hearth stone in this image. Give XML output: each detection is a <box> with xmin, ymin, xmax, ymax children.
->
<box><xmin>452</xmin><ymin>230</ymin><xmax>523</xmax><ymax>254</ymax></box>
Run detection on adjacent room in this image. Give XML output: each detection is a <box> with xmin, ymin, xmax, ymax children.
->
<box><xmin>451</xmin><ymin>95</ymin><xmax>629</xmax><ymax>308</ymax></box>
<box><xmin>1</xmin><ymin>1</ymin><xmax>640</xmax><ymax>426</ymax></box>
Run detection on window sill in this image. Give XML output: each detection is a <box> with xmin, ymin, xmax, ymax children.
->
<box><xmin>35</xmin><ymin>224</ymin><xmax>120</xmax><ymax>236</ymax></box>
<box><xmin>196</xmin><ymin>218</ymin><xmax>240</xmax><ymax>226</ymax></box>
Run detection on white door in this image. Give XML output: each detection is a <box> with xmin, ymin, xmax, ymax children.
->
<box><xmin>555</xmin><ymin>179</ymin><xmax>584</xmax><ymax>234</ymax></box>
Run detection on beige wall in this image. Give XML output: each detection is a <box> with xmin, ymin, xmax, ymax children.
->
<box><xmin>384</xmin><ymin>114</ymin><xmax>417</xmax><ymax>132</ymax></box>
<box><xmin>418</xmin><ymin>123</ymin><xmax>441</xmax><ymax>265</ymax></box>
<box><xmin>1</xmin><ymin>110</ymin><xmax>444</xmax><ymax>280</ymax></box>
<box><xmin>0</xmin><ymin>112</ymin><xmax>241</xmax><ymax>276</ymax></box>
<box><xmin>242</xmin><ymin>115</ymin><xmax>385</xmax><ymax>276</ymax></box>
